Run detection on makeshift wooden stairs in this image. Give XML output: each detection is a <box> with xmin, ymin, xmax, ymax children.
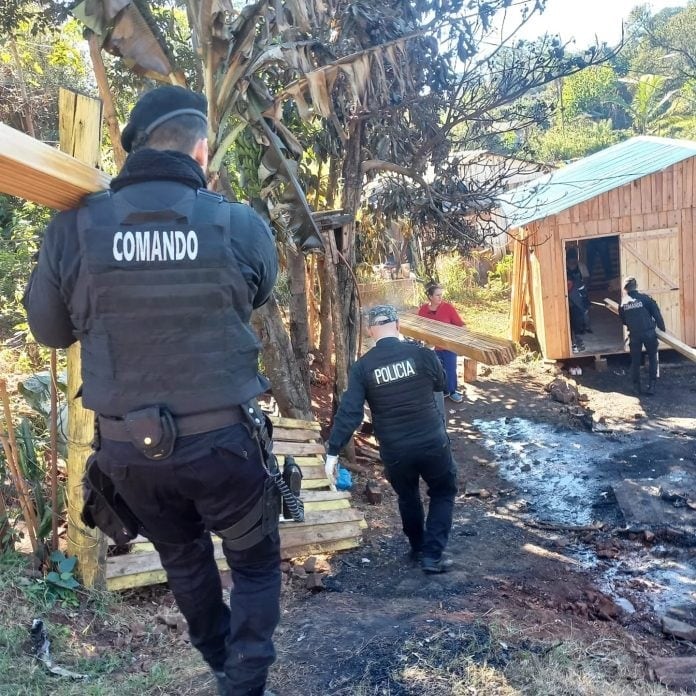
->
<box><xmin>105</xmin><ymin>416</ymin><xmax>366</xmax><ymax>591</ymax></box>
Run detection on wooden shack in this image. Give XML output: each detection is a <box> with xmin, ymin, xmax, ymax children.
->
<box><xmin>501</xmin><ymin>136</ymin><xmax>696</xmax><ymax>360</ymax></box>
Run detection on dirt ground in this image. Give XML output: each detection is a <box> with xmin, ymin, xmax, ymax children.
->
<box><xmin>1</xmin><ymin>353</ymin><xmax>695</xmax><ymax>695</ymax></box>
<box><xmin>262</xmin><ymin>354</ymin><xmax>696</xmax><ymax>695</ymax></box>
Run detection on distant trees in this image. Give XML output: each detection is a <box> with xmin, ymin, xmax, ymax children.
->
<box><xmin>525</xmin><ymin>2</ymin><xmax>696</xmax><ymax>165</ymax></box>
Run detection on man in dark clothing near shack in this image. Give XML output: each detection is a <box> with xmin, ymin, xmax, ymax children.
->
<box><xmin>566</xmin><ymin>247</ymin><xmax>590</xmax><ymax>353</ymax></box>
<box><xmin>324</xmin><ymin>305</ymin><xmax>458</xmax><ymax>574</ymax></box>
<box><xmin>23</xmin><ymin>86</ymin><xmax>280</xmax><ymax>696</ymax></box>
<box><xmin>619</xmin><ymin>276</ymin><xmax>666</xmax><ymax>396</ymax></box>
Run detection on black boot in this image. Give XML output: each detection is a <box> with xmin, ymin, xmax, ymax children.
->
<box><xmin>645</xmin><ymin>380</ymin><xmax>656</xmax><ymax>396</ymax></box>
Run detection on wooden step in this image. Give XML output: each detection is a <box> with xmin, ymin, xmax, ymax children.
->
<box><xmin>104</xmin><ymin>414</ymin><xmax>364</xmax><ymax>591</ymax></box>
<box><xmin>106</xmin><ymin>510</ymin><xmax>365</xmax><ymax>591</ymax></box>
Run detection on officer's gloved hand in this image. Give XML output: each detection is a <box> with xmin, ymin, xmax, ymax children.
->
<box><xmin>324</xmin><ymin>454</ymin><xmax>339</xmax><ymax>491</ymax></box>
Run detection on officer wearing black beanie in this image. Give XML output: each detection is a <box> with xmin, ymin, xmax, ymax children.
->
<box><xmin>24</xmin><ymin>86</ymin><xmax>280</xmax><ymax>696</ymax></box>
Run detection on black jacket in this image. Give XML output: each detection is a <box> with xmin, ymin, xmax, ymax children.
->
<box><xmin>23</xmin><ymin>150</ymin><xmax>278</xmax><ymax>417</ymax></box>
<box><xmin>327</xmin><ymin>337</ymin><xmax>447</xmax><ymax>457</ymax></box>
<box><xmin>619</xmin><ymin>290</ymin><xmax>665</xmax><ymax>336</ymax></box>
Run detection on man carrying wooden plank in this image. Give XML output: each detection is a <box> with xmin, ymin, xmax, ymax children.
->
<box><xmin>619</xmin><ymin>276</ymin><xmax>666</xmax><ymax>396</ymax></box>
<box><xmin>23</xmin><ymin>86</ymin><xmax>280</xmax><ymax>696</ymax></box>
<box><xmin>324</xmin><ymin>305</ymin><xmax>458</xmax><ymax>574</ymax></box>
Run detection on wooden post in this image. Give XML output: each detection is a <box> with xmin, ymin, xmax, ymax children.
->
<box><xmin>58</xmin><ymin>88</ymin><xmax>108</xmax><ymax>588</ymax></box>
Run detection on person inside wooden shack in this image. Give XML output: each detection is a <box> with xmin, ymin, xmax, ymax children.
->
<box><xmin>566</xmin><ymin>247</ymin><xmax>591</xmax><ymax>352</ymax></box>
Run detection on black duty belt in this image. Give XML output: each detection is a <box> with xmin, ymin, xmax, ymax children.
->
<box><xmin>98</xmin><ymin>407</ymin><xmax>245</xmax><ymax>442</ymax></box>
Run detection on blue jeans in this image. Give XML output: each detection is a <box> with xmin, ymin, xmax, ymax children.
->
<box><xmin>381</xmin><ymin>438</ymin><xmax>457</xmax><ymax>559</ymax></box>
<box><xmin>436</xmin><ymin>349</ymin><xmax>458</xmax><ymax>394</ymax></box>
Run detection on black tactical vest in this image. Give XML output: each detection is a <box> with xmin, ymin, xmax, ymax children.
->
<box><xmin>361</xmin><ymin>338</ymin><xmax>446</xmax><ymax>454</ymax></box>
<box><xmin>72</xmin><ymin>184</ymin><xmax>265</xmax><ymax>417</ymax></box>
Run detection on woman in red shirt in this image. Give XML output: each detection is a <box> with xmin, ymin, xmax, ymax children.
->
<box><xmin>418</xmin><ymin>282</ymin><xmax>465</xmax><ymax>403</ymax></box>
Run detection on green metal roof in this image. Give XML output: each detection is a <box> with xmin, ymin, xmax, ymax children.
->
<box><xmin>499</xmin><ymin>136</ymin><xmax>696</xmax><ymax>228</ymax></box>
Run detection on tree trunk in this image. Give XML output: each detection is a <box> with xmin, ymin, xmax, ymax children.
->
<box><xmin>318</xmin><ymin>255</ymin><xmax>333</xmax><ymax>367</ymax></box>
<box><xmin>10</xmin><ymin>39</ymin><xmax>36</xmax><ymax>138</ymax></box>
<box><xmin>288</xmin><ymin>247</ymin><xmax>311</xmax><ymax>397</ymax></box>
<box><xmin>87</xmin><ymin>32</ymin><xmax>126</xmax><ymax>171</ymax></box>
<box><xmin>252</xmin><ymin>295</ymin><xmax>313</xmax><ymax>419</ymax></box>
<box><xmin>306</xmin><ymin>255</ymin><xmax>318</xmax><ymax>350</ymax></box>
<box><xmin>338</xmin><ymin>120</ymin><xmax>364</xmax><ymax>370</ymax></box>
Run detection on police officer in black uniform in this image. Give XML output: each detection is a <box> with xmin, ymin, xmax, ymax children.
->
<box><xmin>23</xmin><ymin>86</ymin><xmax>280</xmax><ymax>696</ymax></box>
<box><xmin>619</xmin><ymin>276</ymin><xmax>665</xmax><ymax>396</ymax></box>
<box><xmin>325</xmin><ymin>305</ymin><xmax>457</xmax><ymax>574</ymax></box>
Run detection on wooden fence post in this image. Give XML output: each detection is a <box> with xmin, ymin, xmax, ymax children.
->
<box><xmin>58</xmin><ymin>88</ymin><xmax>108</xmax><ymax>588</ymax></box>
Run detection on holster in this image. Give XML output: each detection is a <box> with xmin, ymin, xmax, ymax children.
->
<box><xmin>124</xmin><ymin>406</ymin><xmax>177</xmax><ymax>460</ymax></box>
<box><xmin>241</xmin><ymin>401</ymin><xmax>304</xmax><ymax>523</ymax></box>
<box><xmin>81</xmin><ymin>454</ymin><xmax>139</xmax><ymax>545</ymax></box>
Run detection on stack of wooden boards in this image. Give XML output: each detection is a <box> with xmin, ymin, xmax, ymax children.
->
<box><xmin>105</xmin><ymin>416</ymin><xmax>366</xmax><ymax>591</ymax></box>
<box><xmin>398</xmin><ymin>313</ymin><xmax>517</xmax><ymax>365</ymax></box>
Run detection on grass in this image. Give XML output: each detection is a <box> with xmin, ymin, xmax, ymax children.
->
<box><xmin>456</xmin><ymin>295</ymin><xmax>511</xmax><ymax>340</ymax></box>
<box><xmin>0</xmin><ymin>553</ymin><xmax>208</xmax><ymax>696</ymax></box>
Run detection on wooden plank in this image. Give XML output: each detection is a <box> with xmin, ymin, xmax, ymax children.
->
<box><xmin>296</xmin><ymin>465</ymin><xmax>326</xmax><ymax>480</ymax></box>
<box><xmin>604</xmin><ymin>299</ymin><xmax>696</xmax><ymax>360</ymax></box>
<box><xmin>621</xmin><ymin>182</ymin><xmax>632</xmax><ymax>218</ymax></box>
<box><xmin>270</xmin><ymin>416</ymin><xmax>321</xmax><ymax>431</ymax></box>
<box><xmin>59</xmin><ymin>91</ymin><xmax>109</xmax><ymax>589</ymax></box>
<box><xmin>674</xmin><ymin>161</ymin><xmax>684</xmax><ymax>209</ymax></box>
<box><xmin>509</xmin><ymin>235</ymin><xmax>525</xmax><ymax>341</ymax></box>
<box><xmin>302</xmin><ymin>478</ymin><xmax>331</xmax><ymax>489</ymax></box>
<box><xmin>281</xmin><ymin>537</ymin><xmax>361</xmax><ymax>560</ymax></box>
<box><xmin>630</xmin><ymin>179</ymin><xmax>642</xmax><ymax>215</ymax></box>
<box><xmin>663</xmin><ymin>167</ymin><xmax>674</xmax><ymax>210</ymax></box>
<box><xmin>272</xmin><ymin>427</ymin><xmax>322</xmax><ymax>442</ymax></box>
<box><xmin>106</xmin><ymin>520</ymin><xmax>365</xmax><ymax>590</ymax></box>
<box><xmin>652</xmin><ymin>171</ymin><xmax>663</xmax><ymax>212</ymax></box>
<box><xmin>640</xmin><ymin>174</ymin><xmax>653</xmax><ymax>215</ymax></box>
<box><xmin>300</xmin><ymin>490</ymin><xmax>352</xmax><ymax>502</ymax></box>
<box><xmin>680</xmin><ymin>208</ymin><xmax>695</xmax><ymax>346</ymax></box>
<box><xmin>272</xmin><ymin>441</ymin><xmax>325</xmax><ymax>456</ymax></box>
<box><xmin>0</xmin><ymin>122</ymin><xmax>111</xmax><ymax>211</ymax></box>
<box><xmin>686</xmin><ymin>158</ymin><xmax>695</xmax><ymax>208</ymax></box>
<box><xmin>294</xmin><ymin>455</ymin><xmax>325</xmax><ymax>467</ymax></box>
<box><xmin>398</xmin><ymin>314</ymin><xmax>516</xmax><ymax>365</ymax></box>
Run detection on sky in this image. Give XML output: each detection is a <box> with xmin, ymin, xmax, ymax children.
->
<box><xmin>503</xmin><ymin>0</ymin><xmax>688</xmax><ymax>47</ymax></box>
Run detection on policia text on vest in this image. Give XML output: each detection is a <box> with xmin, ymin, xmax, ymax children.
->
<box><xmin>372</xmin><ymin>358</ymin><xmax>417</xmax><ymax>385</ymax></box>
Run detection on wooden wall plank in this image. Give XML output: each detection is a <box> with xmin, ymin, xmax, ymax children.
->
<box><xmin>681</xmin><ymin>208</ymin><xmax>695</xmax><ymax>346</ymax></box>
<box><xmin>641</xmin><ymin>174</ymin><xmax>653</xmax><ymax>214</ymax></box>
<box><xmin>610</xmin><ymin>187</ymin><xmax>622</xmax><ymax>218</ymax></box>
<box><xmin>687</xmin><ymin>159</ymin><xmax>696</xmax><ymax>208</ymax></box>
<box><xmin>630</xmin><ymin>179</ymin><xmax>642</xmax><ymax>215</ymax></box>
<box><xmin>652</xmin><ymin>171</ymin><xmax>663</xmax><ymax>212</ymax></box>
<box><xmin>663</xmin><ymin>167</ymin><xmax>674</xmax><ymax>211</ymax></box>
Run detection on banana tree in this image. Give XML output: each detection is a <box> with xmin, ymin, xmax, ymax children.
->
<box><xmin>71</xmin><ymin>0</ymin><xmax>332</xmax><ymax>417</ymax></box>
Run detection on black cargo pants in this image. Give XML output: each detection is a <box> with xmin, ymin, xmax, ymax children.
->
<box><xmin>629</xmin><ymin>329</ymin><xmax>659</xmax><ymax>386</ymax></box>
<box><xmin>97</xmin><ymin>423</ymin><xmax>281</xmax><ymax>696</ymax></box>
<box><xmin>381</xmin><ymin>436</ymin><xmax>457</xmax><ymax>561</ymax></box>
